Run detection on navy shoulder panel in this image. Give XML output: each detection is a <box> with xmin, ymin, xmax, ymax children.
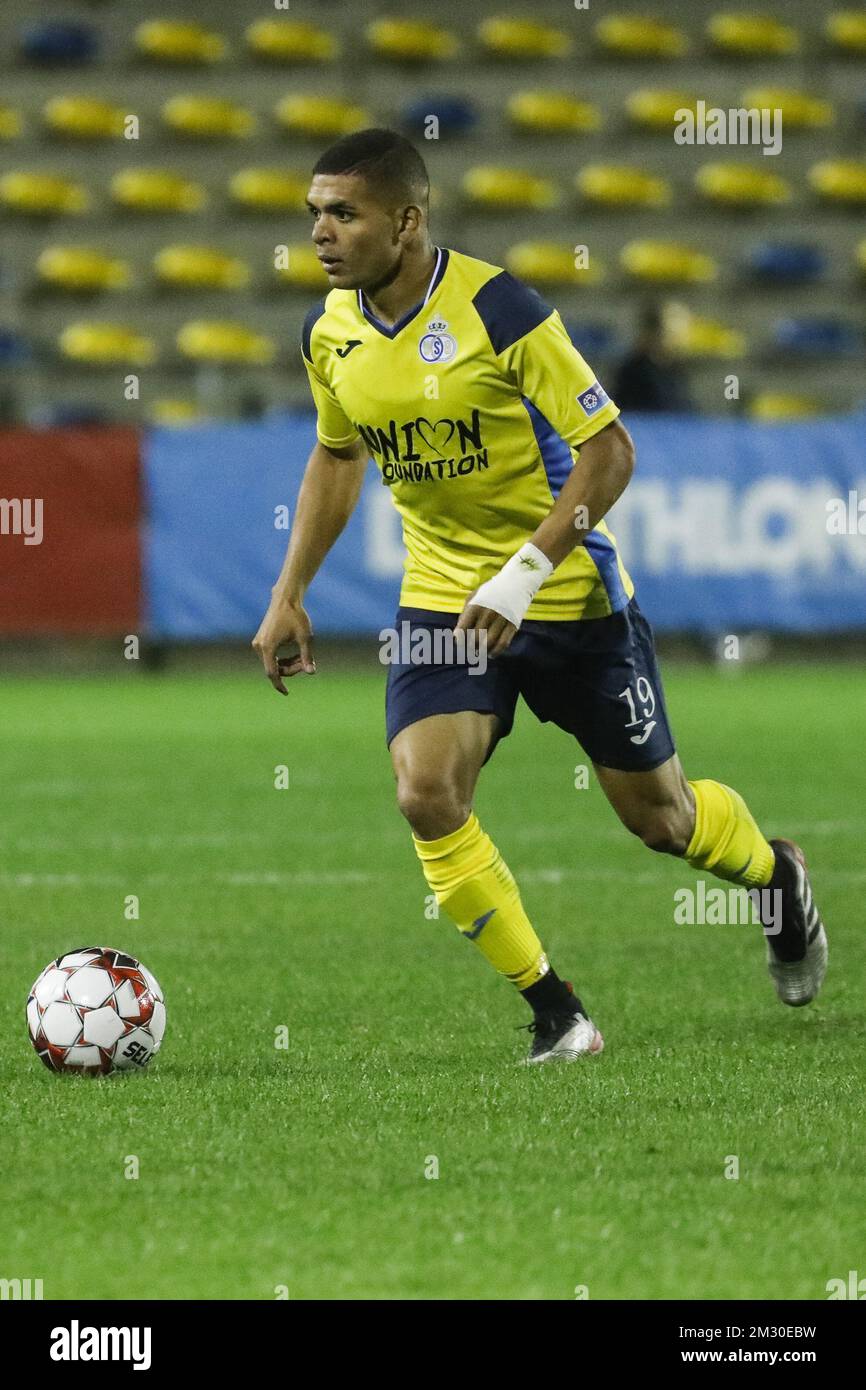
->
<box><xmin>301</xmin><ymin>298</ymin><xmax>327</xmax><ymax>363</ymax></box>
<box><xmin>472</xmin><ymin>271</ymin><xmax>553</xmax><ymax>354</ymax></box>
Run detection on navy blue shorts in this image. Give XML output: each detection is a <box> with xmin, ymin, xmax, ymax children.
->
<box><xmin>384</xmin><ymin>596</ymin><xmax>676</xmax><ymax>772</ymax></box>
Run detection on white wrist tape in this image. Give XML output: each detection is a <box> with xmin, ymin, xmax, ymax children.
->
<box><xmin>468</xmin><ymin>543</ymin><xmax>554</xmax><ymax>629</ymax></box>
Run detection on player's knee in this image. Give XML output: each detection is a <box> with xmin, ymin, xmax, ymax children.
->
<box><xmin>396</xmin><ymin>777</ymin><xmax>470</xmax><ymax>840</ymax></box>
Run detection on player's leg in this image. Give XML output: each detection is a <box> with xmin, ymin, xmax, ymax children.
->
<box><xmin>390</xmin><ymin>710</ymin><xmax>603</xmax><ymax>1059</ymax></box>
<box><xmin>594</xmin><ymin>754</ymin><xmax>828</xmax><ymax>1004</ymax></box>
<box><xmin>515</xmin><ymin>594</ymin><xmax>827</xmax><ymax>1006</ymax></box>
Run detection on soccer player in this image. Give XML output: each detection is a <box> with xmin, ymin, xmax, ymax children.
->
<box><xmin>252</xmin><ymin>129</ymin><xmax>828</xmax><ymax>1063</ymax></box>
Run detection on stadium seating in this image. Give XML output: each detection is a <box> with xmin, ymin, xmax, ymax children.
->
<box><xmin>228</xmin><ymin>169</ymin><xmax>308</xmax><ymax>212</ymax></box>
<box><xmin>274</xmin><ymin>96</ymin><xmax>370</xmax><ymax>137</ymax></box>
<box><xmin>43</xmin><ymin>96</ymin><xmax>126</xmax><ymax>140</ymax></box>
<box><xmin>0</xmin><ymin>0</ymin><xmax>862</xmax><ymax>422</ymax></box>
<box><xmin>477</xmin><ymin>18</ymin><xmax>571</xmax><ymax>59</ymax></box>
<box><xmin>176</xmin><ymin>321</ymin><xmax>276</xmax><ymax>364</ymax></box>
<box><xmin>505</xmin><ymin>242</ymin><xmax>604</xmax><ymax>286</ymax></box>
<box><xmin>37</xmin><ymin>247</ymin><xmax>130</xmax><ymax>292</ymax></box>
<box><xmin>19</xmin><ymin>21</ymin><xmax>99</xmax><ymax>65</ymax></box>
<box><xmin>507</xmin><ymin>92</ymin><xmax>601</xmax><ymax>134</ymax></box>
<box><xmin>745</xmin><ymin>242</ymin><xmax>827</xmax><ymax>283</ymax></box>
<box><xmin>153</xmin><ymin>246</ymin><xmax>250</xmax><ymax>291</ymax></box>
<box><xmin>576</xmin><ymin>166</ymin><xmax>671</xmax><ymax>208</ymax></box>
<box><xmin>706</xmin><ymin>15</ymin><xmax>800</xmax><ymax>57</ymax></box>
<box><xmin>245</xmin><ymin>20</ymin><xmax>338</xmax><ymax>63</ymax></box>
<box><xmin>59</xmin><ymin>322</ymin><xmax>157</xmax><ymax>365</ymax></box>
<box><xmin>695</xmin><ymin>163</ymin><xmax>791</xmax><ymax>206</ymax></box>
<box><xmin>773</xmin><ymin>317</ymin><xmax>862</xmax><ymax>354</ymax></box>
<box><xmin>134</xmin><ymin>21</ymin><xmax>226</xmax><ymax>65</ymax></box>
<box><xmin>594</xmin><ymin>17</ymin><xmax>688</xmax><ymax>58</ymax></box>
<box><xmin>747</xmin><ymin>392</ymin><xmax>820</xmax><ymax>420</ymax></box>
<box><xmin>366</xmin><ymin>19</ymin><xmax>459</xmax><ymax>62</ymax></box>
<box><xmin>619</xmin><ymin>241</ymin><xmax>718</xmax><ymax>284</ymax></box>
<box><xmin>162</xmin><ymin>97</ymin><xmax>255</xmax><ymax>139</ymax></box>
<box><xmin>110</xmin><ymin>169</ymin><xmax>206</xmax><ymax>213</ymax></box>
<box><xmin>0</xmin><ymin>172</ymin><xmax>89</xmax><ymax>214</ymax></box>
<box><xmin>463</xmin><ymin>167</ymin><xmax>559</xmax><ymax>210</ymax></box>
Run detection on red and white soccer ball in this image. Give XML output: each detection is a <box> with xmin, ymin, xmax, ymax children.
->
<box><xmin>26</xmin><ymin>947</ymin><xmax>166</xmax><ymax>1076</ymax></box>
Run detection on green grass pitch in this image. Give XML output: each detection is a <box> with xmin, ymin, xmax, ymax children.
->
<box><xmin>0</xmin><ymin>662</ymin><xmax>861</xmax><ymax>1300</ymax></box>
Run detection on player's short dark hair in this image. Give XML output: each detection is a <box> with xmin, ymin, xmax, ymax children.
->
<box><xmin>312</xmin><ymin>128</ymin><xmax>430</xmax><ymax>211</ymax></box>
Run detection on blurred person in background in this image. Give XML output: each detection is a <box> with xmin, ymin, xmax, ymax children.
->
<box><xmin>613</xmin><ymin>301</ymin><xmax>695</xmax><ymax>414</ymax></box>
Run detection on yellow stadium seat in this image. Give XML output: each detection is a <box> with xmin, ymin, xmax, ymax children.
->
<box><xmin>0</xmin><ymin>107</ymin><xmax>24</xmax><ymax>139</ymax></box>
<box><xmin>148</xmin><ymin>399</ymin><xmax>206</xmax><ymax>425</ymax></box>
<box><xmin>59</xmin><ymin>322</ymin><xmax>156</xmax><ymax>366</ymax></box>
<box><xmin>505</xmin><ymin>242</ymin><xmax>603</xmax><ymax>286</ymax></box>
<box><xmin>246</xmin><ymin>19</ymin><xmax>337</xmax><ymax>62</ymax></box>
<box><xmin>507</xmin><ymin>92</ymin><xmax>601</xmax><ymax>134</ymax></box>
<box><xmin>366</xmin><ymin>19</ymin><xmax>459</xmax><ymax>61</ymax></box>
<box><xmin>826</xmin><ymin>11</ymin><xmax>866</xmax><ymax>53</ymax></box>
<box><xmin>808</xmin><ymin>160</ymin><xmax>866</xmax><ymax>204</ymax></box>
<box><xmin>595</xmin><ymin>17</ymin><xmax>688</xmax><ymax>58</ymax></box>
<box><xmin>274</xmin><ymin>246</ymin><xmax>329</xmax><ymax>290</ymax></box>
<box><xmin>619</xmin><ymin>240</ymin><xmax>718</xmax><ymax>283</ymax></box>
<box><xmin>177</xmin><ymin>321</ymin><xmax>275</xmax><ymax>365</ymax></box>
<box><xmin>626</xmin><ymin>91</ymin><xmax>699</xmax><ymax>130</ymax></box>
<box><xmin>162</xmin><ymin>96</ymin><xmax>254</xmax><ymax>139</ymax></box>
<box><xmin>0</xmin><ymin>172</ymin><xmax>89</xmax><ymax>215</ymax></box>
<box><xmin>274</xmin><ymin>95</ymin><xmax>370</xmax><ymax>137</ymax></box>
<box><xmin>463</xmin><ymin>166</ymin><xmax>559</xmax><ymax>210</ymax></box>
<box><xmin>856</xmin><ymin>240</ymin><xmax>866</xmax><ymax>273</ymax></box>
<box><xmin>678</xmin><ymin>314</ymin><xmax>745</xmax><ymax>358</ymax></box>
<box><xmin>43</xmin><ymin>96</ymin><xmax>126</xmax><ymax>139</ymax></box>
<box><xmin>707</xmin><ymin>14</ymin><xmax>800</xmax><ymax>57</ymax></box>
<box><xmin>154</xmin><ymin>246</ymin><xmax>249</xmax><ymax>290</ymax></box>
<box><xmin>111</xmin><ymin>169</ymin><xmax>206</xmax><ymax>213</ymax></box>
<box><xmin>576</xmin><ymin>165</ymin><xmax>671</xmax><ymax>208</ymax></box>
<box><xmin>37</xmin><ymin>247</ymin><xmax>130</xmax><ymax>291</ymax></box>
<box><xmin>477</xmin><ymin>18</ymin><xmax>571</xmax><ymax>59</ymax></box>
<box><xmin>695</xmin><ymin>162</ymin><xmax>791</xmax><ymax>206</ymax></box>
<box><xmin>229</xmin><ymin>168</ymin><xmax>308</xmax><ymax>212</ymax></box>
<box><xmin>748</xmin><ymin>393</ymin><xmax>820</xmax><ymax>421</ymax></box>
<box><xmin>135</xmin><ymin>21</ymin><xmax>226</xmax><ymax>65</ymax></box>
<box><xmin>741</xmin><ymin>88</ymin><xmax>833</xmax><ymax>128</ymax></box>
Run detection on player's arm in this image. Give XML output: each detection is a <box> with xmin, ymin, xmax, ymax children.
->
<box><xmin>457</xmin><ymin>288</ymin><xmax>634</xmax><ymax>654</ymax></box>
<box><xmin>253</xmin><ymin>312</ymin><xmax>369</xmax><ymax>694</ymax></box>
<box><xmin>252</xmin><ymin>437</ymin><xmax>368</xmax><ymax>694</ymax></box>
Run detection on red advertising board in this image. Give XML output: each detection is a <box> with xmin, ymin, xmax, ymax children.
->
<box><xmin>0</xmin><ymin>427</ymin><xmax>141</xmax><ymax>634</ymax></box>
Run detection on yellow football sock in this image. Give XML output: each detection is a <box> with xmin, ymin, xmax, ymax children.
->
<box><xmin>685</xmin><ymin>780</ymin><xmax>775</xmax><ymax>887</ymax></box>
<box><xmin>412</xmin><ymin>812</ymin><xmax>549</xmax><ymax>990</ymax></box>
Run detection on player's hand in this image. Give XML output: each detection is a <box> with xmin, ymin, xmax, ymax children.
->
<box><xmin>251</xmin><ymin>596</ymin><xmax>316</xmax><ymax>695</ymax></box>
<box><xmin>454</xmin><ymin>603</ymin><xmax>517</xmax><ymax>658</ymax></box>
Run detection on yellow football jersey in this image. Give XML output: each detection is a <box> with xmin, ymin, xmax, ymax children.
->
<box><xmin>301</xmin><ymin>246</ymin><xmax>633</xmax><ymax>620</ymax></box>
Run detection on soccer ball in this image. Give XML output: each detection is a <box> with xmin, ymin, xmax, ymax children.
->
<box><xmin>26</xmin><ymin>947</ymin><xmax>166</xmax><ymax>1076</ymax></box>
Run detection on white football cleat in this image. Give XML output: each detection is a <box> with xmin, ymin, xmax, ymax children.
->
<box><xmin>520</xmin><ymin>983</ymin><xmax>604</xmax><ymax>1064</ymax></box>
<box><xmin>763</xmin><ymin>839</ymin><xmax>829</xmax><ymax>1007</ymax></box>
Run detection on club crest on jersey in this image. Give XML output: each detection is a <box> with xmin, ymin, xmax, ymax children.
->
<box><xmin>419</xmin><ymin>318</ymin><xmax>457</xmax><ymax>364</ymax></box>
<box><xmin>576</xmin><ymin>381</ymin><xmax>610</xmax><ymax>416</ymax></box>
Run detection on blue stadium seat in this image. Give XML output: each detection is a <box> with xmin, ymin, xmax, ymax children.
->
<box><xmin>19</xmin><ymin>21</ymin><xmax>100</xmax><ymax>65</ymax></box>
<box><xmin>746</xmin><ymin>242</ymin><xmax>827</xmax><ymax>283</ymax></box>
<box><xmin>0</xmin><ymin>327</ymin><xmax>31</xmax><ymax>364</ymax></box>
<box><xmin>773</xmin><ymin>317</ymin><xmax>862</xmax><ymax>355</ymax></box>
<box><xmin>35</xmin><ymin>404</ymin><xmax>112</xmax><ymax>427</ymax></box>
<box><xmin>564</xmin><ymin>321</ymin><xmax>619</xmax><ymax>357</ymax></box>
<box><xmin>400</xmin><ymin>96</ymin><xmax>479</xmax><ymax>139</ymax></box>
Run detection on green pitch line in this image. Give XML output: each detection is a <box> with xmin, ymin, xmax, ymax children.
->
<box><xmin>0</xmin><ymin>665</ymin><xmax>861</xmax><ymax>1299</ymax></box>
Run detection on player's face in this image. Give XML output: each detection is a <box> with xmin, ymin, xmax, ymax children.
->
<box><xmin>306</xmin><ymin>173</ymin><xmax>410</xmax><ymax>291</ymax></box>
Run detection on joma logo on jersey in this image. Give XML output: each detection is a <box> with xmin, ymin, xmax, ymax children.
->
<box><xmin>356</xmin><ymin>410</ymin><xmax>490</xmax><ymax>484</ymax></box>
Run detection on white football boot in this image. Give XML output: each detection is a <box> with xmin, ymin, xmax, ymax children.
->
<box><xmin>763</xmin><ymin>839</ymin><xmax>828</xmax><ymax>1007</ymax></box>
<box><xmin>520</xmin><ymin>982</ymin><xmax>604</xmax><ymax>1064</ymax></box>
